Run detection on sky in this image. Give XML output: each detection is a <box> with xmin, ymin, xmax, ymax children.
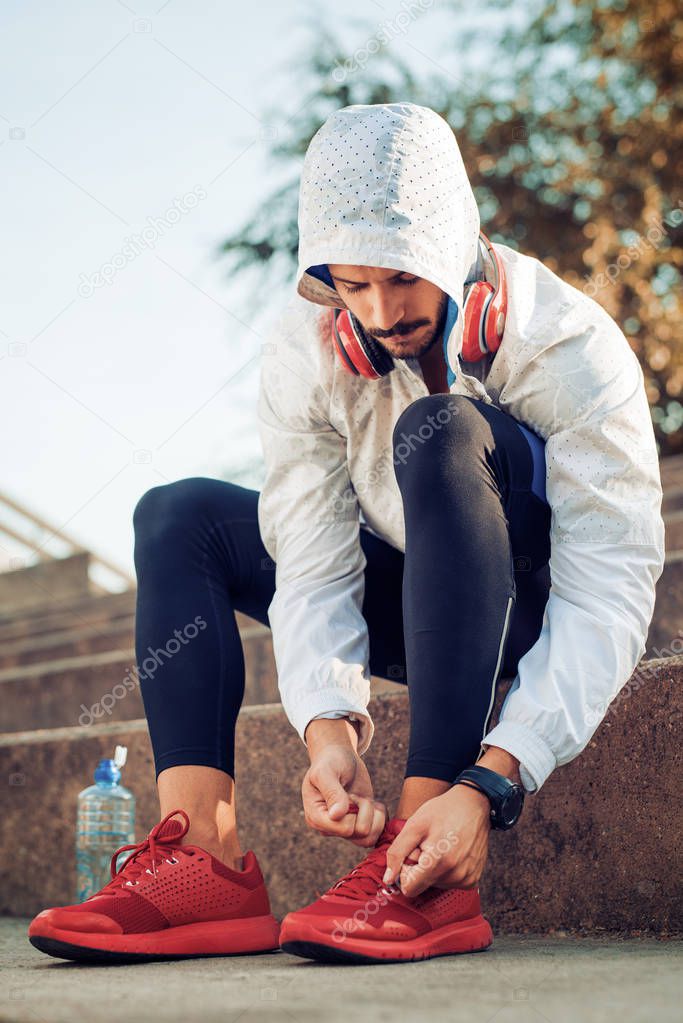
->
<box><xmin>0</xmin><ymin>0</ymin><xmax>483</xmax><ymax>587</ymax></box>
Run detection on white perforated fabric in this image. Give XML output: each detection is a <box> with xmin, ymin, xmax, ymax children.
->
<box><xmin>257</xmin><ymin>102</ymin><xmax>666</xmax><ymax>793</ymax></box>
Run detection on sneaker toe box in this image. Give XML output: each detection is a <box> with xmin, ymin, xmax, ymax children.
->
<box><xmin>29</xmin><ymin>907</ymin><xmax>123</xmax><ymax>936</ymax></box>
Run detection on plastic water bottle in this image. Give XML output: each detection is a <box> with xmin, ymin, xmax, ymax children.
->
<box><xmin>76</xmin><ymin>745</ymin><xmax>135</xmax><ymax>901</ymax></box>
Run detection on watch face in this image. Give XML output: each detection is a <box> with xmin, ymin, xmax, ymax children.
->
<box><xmin>500</xmin><ymin>788</ymin><xmax>524</xmax><ymax>827</ymax></box>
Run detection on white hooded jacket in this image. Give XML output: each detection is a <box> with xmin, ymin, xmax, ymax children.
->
<box><xmin>256</xmin><ymin>102</ymin><xmax>666</xmax><ymax>793</ymax></box>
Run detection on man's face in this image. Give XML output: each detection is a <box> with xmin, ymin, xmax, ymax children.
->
<box><xmin>327</xmin><ymin>264</ymin><xmax>448</xmax><ymax>360</ymax></box>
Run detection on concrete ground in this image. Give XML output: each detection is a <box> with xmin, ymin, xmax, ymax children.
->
<box><xmin>1</xmin><ymin>918</ymin><xmax>681</xmax><ymax>1023</ymax></box>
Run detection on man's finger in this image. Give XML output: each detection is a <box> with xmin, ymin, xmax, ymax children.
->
<box><xmin>306</xmin><ymin>797</ymin><xmax>357</xmax><ymax>835</ymax></box>
<box><xmin>369</xmin><ymin>802</ymin><xmax>388</xmax><ymax>844</ymax></box>
<box><xmin>398</xmin><ymin>845</ymin><xmax>444</xmax><ymax>897</ymax></box>
<box><xmin>382</xmin><ymin>820</ymin><xmax>425</xmax><ymax>885</ymax></box>
<box><xmin>349</xmin><ymin>796</ymin><xmax>374</xmax><ymax>839</ymax></box>
<box><xmin>399</xmin><ymin>865</ymin><xmax>430</xmax><ymax>898</ymax></box>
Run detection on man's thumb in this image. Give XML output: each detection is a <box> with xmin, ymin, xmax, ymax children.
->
<box><xmin>324</xmin><ymin>782</ymin><xmax>350</xmax><ymax>819</ymax></box>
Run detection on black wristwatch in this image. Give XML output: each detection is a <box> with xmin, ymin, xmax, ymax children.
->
<box><xmin>453</xmin><ymin>765</ymin><xmax>525</xmax><ymax>830</ymax></box>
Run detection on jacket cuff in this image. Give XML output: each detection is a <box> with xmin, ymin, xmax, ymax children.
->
<box><xmin>292</xmin><ymin>691</ymin><xmax>375</xmax><ymax>757</ymax></box>
<box><xmin>481</xmin><ymin>720</ymin><xmax>557</xmax><ymax>793</ymax></box>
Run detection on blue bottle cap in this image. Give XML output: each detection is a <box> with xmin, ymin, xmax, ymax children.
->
<box><xmin>94</xmin><ymin>758</ymin><xmax>121</xmax><ymax>785</ymax></box>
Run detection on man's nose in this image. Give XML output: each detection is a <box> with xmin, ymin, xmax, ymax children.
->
<box><xmin>369</xmin><ymin>291</ymin><xmax>404</xmax><ymax>332</ymax></box>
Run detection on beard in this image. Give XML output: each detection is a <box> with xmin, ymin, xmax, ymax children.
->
<box><xmin>370</xmin><ymin>292</ymin><xmax>449</xmax><ymax>361</ymax></box>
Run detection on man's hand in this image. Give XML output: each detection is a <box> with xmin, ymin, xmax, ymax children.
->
<box><xmin>382</xmin><ymin>784</ymin><xmax>492</xmax><ymax>897</ymax></box>
<box><xmin>302</xmin><ymin>718</ymin><xmax>386</xmax><ymax>847</ymax></box>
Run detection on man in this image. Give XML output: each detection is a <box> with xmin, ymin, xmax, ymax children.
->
<box><xmin>28</xmin><ymin>102</ymin><xmax>665</xmax><ymax>966</ymax></box>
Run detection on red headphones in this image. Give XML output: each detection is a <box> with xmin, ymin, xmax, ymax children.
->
<box><xmin>332</xmin><ymin>231</ymin><xmax>508</xmax><ymax>380</ymax></box>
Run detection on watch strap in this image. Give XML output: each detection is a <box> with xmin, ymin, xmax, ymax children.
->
<box><xmin>455</xmin><ymin>766</ymin><xmax>512</xmax><ymax>800</ymax></box>
<box><xmin>453</xmin><ymin>765</ymin><xmax>524</xmax><ymax>830</ymax></box>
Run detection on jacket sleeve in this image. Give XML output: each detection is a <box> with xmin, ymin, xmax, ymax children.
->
<box><xmin>481</xmin><ymin>296</ymin><xmax>666</xmax><ymax>793</ymax></box>
<box><xmin>256</xmin><ymin>328</ymin><xmax>375</xmax><ymax>755</ymax></box>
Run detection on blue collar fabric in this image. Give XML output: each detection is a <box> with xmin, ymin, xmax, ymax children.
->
<box><xmin>441</xmin><ymin>295</ymin><xmax>458</xmax><ymax>388</ymax></box>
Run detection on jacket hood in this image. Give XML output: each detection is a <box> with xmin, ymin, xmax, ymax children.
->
<box><xmin>296</xmin><ymin>101</ymin><xmax>481</xmax><ymax>361</ymax></box>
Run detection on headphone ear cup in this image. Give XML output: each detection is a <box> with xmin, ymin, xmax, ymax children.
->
<box><xmin>349</xmin><ymin>312</ymin><xmax>395</xmax><ymax>377</ymax></box>
<box><xmin>461</xmin><ymin>281</ymin><xmax>495</xmax><ymax>362</ymax></box>
<box><xmin>332</xmin><ymin>310</ymin><xmax>360</xmax><ymax>375</ymax></box>
<box><xmin>461</xmin><ymin>232</ymin><xmax>507</xmax><ymax>362</ymax></box>
<box><xmin>333</xmin><ymin>310</ymin><xmax>394</xmax><ymax>378</ymax></box>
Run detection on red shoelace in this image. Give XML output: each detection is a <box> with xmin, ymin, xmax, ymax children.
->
<box><xmin>99</xmin><ymin>809</ymin><xmax>193</xmax><ymax>893</ymax></box>
<box><xmin>325</xmin><ymin>841</ymin><xmax>400</xmax><ymax>901</ymax></box>
<box><xmin>319</xmin><ymin>805</ymin><xmax>421</xmax><ymax>902</ymax></box>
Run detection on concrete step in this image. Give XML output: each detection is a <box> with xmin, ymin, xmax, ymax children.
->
<box><xmin>2</xmin><ymin>655</ymin><xmax>681</xmax><ymax>935</ymax></box>
<box><xmin>0</xmin><ymin>625</ymin><xmax>279</xmax><ymax>732</ymax></box>
<box><xmin>0</xmin><ymin>609</ymin><xmax>269</xmax><ymax>675</ymax></box>
<box><xmin>0</xmin><ymin>585</ymin><xmax>258</xmax><ymax>647</ymax></box>
<box><xmin>0</xmin><ymin>610</ymin><xmax>270</xmax><ymax>672</ymax></box>
<box><xmin>0</xmin><ymin>551</ymin><xmax>95</xmax><ymax>615</ymax></box>
<box><xmin>0</xmin><ymin>588</ymin><xmax>137</xmax><ymax>644</ymax></box>
<box><xmin>0</xmin><ymin>616</ymin><xmax>136</xmax><ymax>670</ymax></box>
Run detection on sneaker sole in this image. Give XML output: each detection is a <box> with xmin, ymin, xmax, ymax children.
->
<box><xmin>280</xmin><ymin>914</ymin><xmax>493</xmax><ymax>964</ymax></box>
<box><xmin>28</xmin><ymin>914</ymin><xmax>282</xmax><ymax>963</ymax></box>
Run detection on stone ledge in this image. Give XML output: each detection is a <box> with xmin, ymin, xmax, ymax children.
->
<box><xmin>0</xmin><ymin>616</ymin><xmax>136</xmax><ymax>670</ymax></box>
<box><xmin>0</xmin><ymin>628</ymin><xmax>278</xmax><ymax>732</ymax></box>
<box><xmin>1</xmin><ymin>656</ymin><xmax>681</xmax><ymax>935</ymax></box>
<box><xmin>0</xmin><ymin>587</ymin><xmax>136</xmax><ymax>641</ymax></box>
<box><xmin>0</xmin><ymin>586</ymin><xmax>258</xmax><ymax>642</ymax></box>
<box><xmin>0</xmin><ymin>552</ymin><xmax>93</xmax><ymax>614</ymax></box>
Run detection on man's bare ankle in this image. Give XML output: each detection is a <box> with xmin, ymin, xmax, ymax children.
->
<box><xmin>179</xmin><ymin>825</ymin><xmax>244</xmax><ymax>871</ymax></box>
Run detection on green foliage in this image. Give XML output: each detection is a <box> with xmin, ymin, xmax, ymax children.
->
<box><xmin>216</xmin><ymin>0</ymin><xmax>683</xmax><ymax>453</ymax></box>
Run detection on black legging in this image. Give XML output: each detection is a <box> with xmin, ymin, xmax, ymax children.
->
<box><xmin>132</xmin><ymin>394</ymin><xmax>551</xmax><ymax>784</ymax></box>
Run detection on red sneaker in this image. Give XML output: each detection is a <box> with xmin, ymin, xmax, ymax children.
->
<box><xmin>279</xmin><ymin>817</ymin><xmax>493</xmax><ymax>964</ymax></box>
<box><xmin>28</xmin><ymin>809</ymin><xmax>280</xmax><ymax>963</ymax></box>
